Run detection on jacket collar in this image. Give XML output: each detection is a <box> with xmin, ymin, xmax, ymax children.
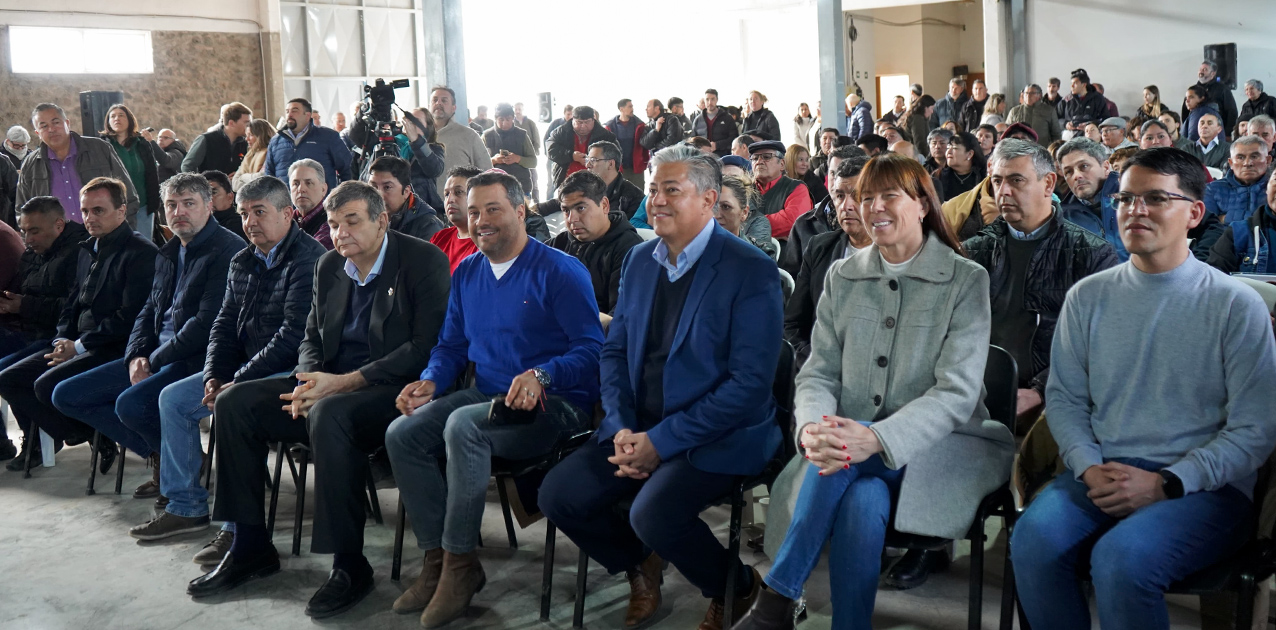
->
<box><xmin>837</xmin><ymin>231</ymin><xmax>956</xmax><ymax>283</ymax></box>
<box><xmin>160</xmin><ymin>217</ymin><xmax>221</xmax><ymax>259</ymax></box>
<box><xmin>82</xmin><ymin>220</ymin><xmax>135</xmax><ymax>256</ymax></box>
<box><xmin>45</xmin><ymin>221</ymin><xmax>88</xmax><ymax>259</ymax></box>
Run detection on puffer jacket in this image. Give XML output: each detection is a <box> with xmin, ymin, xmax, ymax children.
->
<box><xmin>1063</xmin><ymin>87</ymin><xmax>1108</xmax><ymax>128</ymax></box>
<box><xmin>742</xmin><ymin>108</ymin><xmax>781</xmax><ymax>142</ymax></box>
<box><xmin>1204</xmin><ymin>170</ymin><xmax>1270</xmax><ymax>224</ymax></box>
<box><xmin>847</xmin><ymin>101</ymin><xmax>873</xmax><ymax>142</ymax></box>
<box><xmin>1206</xmin><ymin>205</ymin><xmax>1276</xmax><ymax>274</ymax></box>
<box><xmin>389</xmin><ymin>192</ymin><xmax>445</xmax><ymax>242</ymax></box>
<box><xmin>204</xmin><ymin>222</ymin><xmax>326</xmax><ymax>384</ymax></box>
<box><xmin>547</xmin><ymin>212</ymin><xmax>643</xmax><ymax>313</ymax></box>
<box><xmin>263</xmin><ymin>124</ymin><xmax>353</xmax><ymax>189</ymax></box>
<box><xmin>962</xmin><ymin>210</ymin><xmax>1120</xmax><ymax>392</ymax></box>
<box><xmin>125</xmin><ymin>220</ymin><xmax>245</xmax><ymax>373</ymax></box>
<box><xmin>1059</xmin><ymin>170</ymin><xmax>1128</xmax><ymax>261</ymax></box>
<box><xmin>10</xmin><ymin>222</ymin><xmax>89</xmax><ymax>337</ymax></box>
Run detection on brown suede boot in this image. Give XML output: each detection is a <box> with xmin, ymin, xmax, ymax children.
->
<box><xmin>624</xmin><ymin>552</ymin><xmax>664</xmax><ymax>627</ymax></box>
<box><xmin>698</xmin><ymin>566</ymin><xmax>762</xmax><ymax>630</ymax></box>
<box><xmin>419</xmin><ymin>550</ymin><xmax>486</xmax><ymax>628</ymax></box>
<box><xmin>393</xmin><ymin>548</ymin><xmax>445</xmax><ymax>614</ymax></box>
<box><xmin>133</xmin><ymin>452</ymin><xmax>161</xmax><ymax>499</ymax></box>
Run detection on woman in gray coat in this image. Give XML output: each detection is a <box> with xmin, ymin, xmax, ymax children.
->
<box><xmin>733</xmin><ymin>154</ymin><xmax>1014</xmax><ymax>630</ymax></box>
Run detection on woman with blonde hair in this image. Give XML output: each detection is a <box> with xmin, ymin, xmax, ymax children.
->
<box><xmin>980</xmin><ymin>93</ymin><xmax>1008</xmax><ymax>125</ymax></box>
<box><xmin>231</xmin><ymin>118</ymin><xmax>276</xmax><ymax>190</ymax></box>
<box><xmin>1130</xmin><ymin>85</ymin><xmax>1170</xmax><ymax>132</ymax></box>
<box><xmin>743</xmin><ymin>90</ymin><xmax>782</xmax><ymax>141</ymax></box>
<box><xmin>784</xmin><ymin>143</ymin><xmax>828</xmax><ymax>203</ymax></box>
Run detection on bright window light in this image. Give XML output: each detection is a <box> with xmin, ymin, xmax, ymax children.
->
<box><xmin>9</xmin><ymin>26</ymin><xmax>154</xmax><ymax>74</ymax></box>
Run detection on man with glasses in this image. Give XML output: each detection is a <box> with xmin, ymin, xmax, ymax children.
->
<box><xmin>1099</xmin><ymin>117</ymin><xmax>1137</xmax><ymax>153</ymax></box>
<box><xmin>748</xmin><ymin>140</ymin><xmax>812</xmax><ymax>240</ymax></box>
<box><xmin>143</xmin><ymin>128</ymin><xmax>187</xmax><ymax>184</ymax></box>
<box><xmin>1206</xmin><ymin>160</ymin><xmax>1276</xmax><ymax>274</ymax></box>
<box><xmin>2</xmin><ymin>126</ymin><xmax>30</xmax><ymax>172</ymax></box>
<box><xmin>586</xmin><ymin>140</ymin><xmax>644</xmax><ymax>220</ymax></box>
<box><xmin>1007</xmin><ymin>84</ymin><xmax>1062</xmax><ymax>147</ymax></box>
<box><xmin>1012</xmin><ymin>147</ymin><xmax>1276</xmax><ymax>630</ymax></box>
<box><xmin>1057</xmin><ymin>137</ymin><xmax>1128</xmax><ymax>260</ymax></box>
<box><xmin>1203</xmin><ymin>136</ymin><xmax>1271</xmax><ymax>224</ymax></box>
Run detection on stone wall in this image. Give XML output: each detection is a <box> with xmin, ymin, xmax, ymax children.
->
<box><xmin>0</xmin><ymin>27</ymin><xmax>267</xmax><ymax>150</ymax></box>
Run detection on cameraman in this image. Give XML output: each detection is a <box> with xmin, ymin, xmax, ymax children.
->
<box><xmin>349</xmin><ymin>106</ymin><xmax>445</xmax><ymax>213</ymax></box>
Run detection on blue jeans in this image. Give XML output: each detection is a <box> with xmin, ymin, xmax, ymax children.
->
<box><xmin>0</xmin><ymin>338</ymin><xmax>48</xmax><ymax>373</ymax></box>
<box><xmin>1011</xmin><ymin>458</ymin><xmax>1252</xmax><ymax>630</ymax></box>
<box><xmin>765</xmin><ymin>452</ymin><xmax>905</xmax><ymax>630</ymax></box>
<box><xmin>50</xmin><ymin>357</ymin><xmax>192</xmax><ymax>457</ymax></box>
<box><xmin>385</xmin><ymin>387</ymin><xmax>588</xmax><ymax>554</ymax></box>
<box><xmin>133</xmin><ymin>205</ymin><xmax>154</xmax><ymax>241</ymax></box>
<box><xmin>158</xmin><ymin>372</ymin><xmax>212</xmax><ymax>517</ymax></box>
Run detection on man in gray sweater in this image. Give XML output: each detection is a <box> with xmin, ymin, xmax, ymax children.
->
<box><xmin>1011</xmin><ymin>147</ymin><xmax>1276</xmax><ymax>630</ymax></box>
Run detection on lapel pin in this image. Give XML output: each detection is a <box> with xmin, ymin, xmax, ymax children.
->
<box><xmin>387</xmin><ymin>287</ymin><xmax>395</xmax><ymax>297</ymax></box>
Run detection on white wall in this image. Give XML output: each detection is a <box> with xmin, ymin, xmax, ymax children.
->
<box><xmin>1027</xmin><ymin>0</ymin><xmax>1276</xmax><ymax>119</ymax></box>
<box><xmin>0</xmin><ymin>0</ymin><xmax>265</xmax><ymax>32</ymax></box>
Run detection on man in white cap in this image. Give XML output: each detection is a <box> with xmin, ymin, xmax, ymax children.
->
<box><xmin>2</xmin><ymin>126</ymin><xmax>30</xmax><ymax>171</ymax></box>
<box><xmin>1099</xmin><ymin>117</ymin><xmax>1137</xmax><ymax>153</ymax></box>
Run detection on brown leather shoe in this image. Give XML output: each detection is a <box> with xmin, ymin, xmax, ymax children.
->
<box><xmin>393</xmin><ymin>548</ymin><xmax>444</xmax><ymax>614</ymax></box>
<box><xmin>133</xmin><ymin>452</ymin><xmax>161</xmax><ymax>499</ymax></box>
<box><xmin>624</xmin><ymin>552</ymin><xmax>664</xmax><ymax>627</ymax></box>
<box><xmin>698</xmin><ymin>566</ymin><xmax>762</xmax><ymax>630</ymax></box>
<box><xmin>420</xmin><ymin>550</ymin><xmax>486</xmax><ymax>628</ymax></box>
<box><xmin>729</xmin><ymin>584</ymin><xmax>796</xmax><ymax>630</ymax></box>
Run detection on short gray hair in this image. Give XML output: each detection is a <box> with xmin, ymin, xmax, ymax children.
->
<box><xmin>1231</xmin><ymin>135</ymin><xmax>1268</xmax><ymax>153</ymax></box>
<box><xmin>162</xmin><ymin>172</ymin><xmax>212</xmax><ymax>204</ymax></box>
<box><xmin>1055</xmin><ymin>137</ymin><xmax>1108</xmax><ymax>165</ymax></box>
<box><xmin>1024</xmin><ymin>83</ymin><xmax>1043</xmax><ymax>94</ymax></box>
<box><xmin>31</xmin><ymin>103</ymin><xmax>66</xmax><ymax>127</ymax></box>
<box><xmin>949</xmin><ymin>77</ymin><xmax>966</xmax><ymax>88</ymax></box>
<box><xmin>288</xmin><ymin>158</ymin><xmax>326</xmax><ymax>183</ymax></box>
<box><xmin>1249</xmin><ymin>115</ymin><xmax>1275</xmax><ymax>132</ymax></box>
<box><xmin>650</xmin><ymin>144</ymin><xmax>721</xmax><ymax>196</ymax></box>
<box><xmin>588</xmin><ymin>140</ymin><xmax>622</xmax><ymax>166</ymax></box>
<box><xmin>1246</xmin><ymin>79</ymin><xmax>1264</xmax><ymax>92</ymax></box>
<box><xmin>926</xmin><ymin>128</ymin><xmax>954</xmax><ymax>144</ymax></box>
<box><xmin>324</xmin><ymin>180</ymin><xmax>385</xmax><ymax>220</ymax></box>
<box><xmin>236</xmin><ymin>175</ymin><xmax>292</xmax><ymax>213</ymax></box>
<box><xmin>1201</xmin><ymin>59</ymin><xmax>1218</xmax><ymax>73</ymax></box>
<box><xmin>6</xmin><ymin>126</ymin><xmax>30</xmax><ymax>143</ymax></box>
<box><xmin>990</xmin><ymin>138</ymin><xmax>1055</xmax><ymax>179</ymax></box>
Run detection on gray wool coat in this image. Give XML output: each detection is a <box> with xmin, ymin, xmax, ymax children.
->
<box><xmin>765</xmin><ymin>233</ymin><xmax>1014</xmax><ymax>559</ymax></box>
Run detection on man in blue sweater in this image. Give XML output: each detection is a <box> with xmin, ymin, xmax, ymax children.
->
<box><xmin>385</xmin><ymin>170</ymin><xmax>604</xmax><ymax>627</ymax></box>
<box><xmin>263</xmin><ymin>98</ymin><xmax>353</xmax><ymax>190</ymax></box>
<box><xmin>1011</xmin><ymin>148</ymin><xmax>1276</xmax><ymax>630</ymax></box>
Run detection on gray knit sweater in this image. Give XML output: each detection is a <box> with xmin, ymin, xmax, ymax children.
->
<box><xmin>1046</xmin><ymin>256</ymin><xmax>1276</xmax><ymax>498</ymax></box>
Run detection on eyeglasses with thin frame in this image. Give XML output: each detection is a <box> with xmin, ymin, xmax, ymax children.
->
<box><xmin>1107</xmin><ymin>190</ymin><xmax>1195</xmax><ymax>209</ymax></box>
<box><xmin>750</xmin><ymin>153</ymin><xmax>780</xmax><ymax>163</ymax></box>
<box><xmin>584</xmin><ymin>157</ymin><xmax>611</xmax><ymax>165</ymax></box>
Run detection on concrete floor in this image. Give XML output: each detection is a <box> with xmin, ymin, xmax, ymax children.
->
<box><xmin>0</xmin><ymin>415</ymin><xmax>1209</xmax><ymax>630</ymax></box>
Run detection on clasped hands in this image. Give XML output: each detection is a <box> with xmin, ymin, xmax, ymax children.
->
<box><xmin>1081</xmin><ymin>462</ymin><xmax>1166</xmax><ymax>517</ymax></box>
<box><xmin>608</xmin><ymin>428</ymin><xmax>660</xmax><ymax>479</ymax></box>
<box><xmin>801</xmin><ymin>415</ymin><xmax>883</xmax><ymax>476</ymax></box>
<box><xmin>280</xmin><ymin>371</ymin><xmax>364</xmax><ymax>419</ymax></box>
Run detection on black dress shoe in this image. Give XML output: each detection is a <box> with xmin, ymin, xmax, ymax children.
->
<box><xmin>305</xmin><ymin>565</ymin><xmax>375</xmax><ymax>618</ymax></box>
<box><xmin>883</xmin><ymin>548</ymin><xmax>951</xmax><ymax>590</ymax></box>
<box><xmin>187</xmin><ymin>545</ymin><xmax>281</xmax><ymax>598</ymax></box>
<box><xmin>96</xmin><ymin>435</ymin><xmax>118</xmax><ymax>475</ymax></box>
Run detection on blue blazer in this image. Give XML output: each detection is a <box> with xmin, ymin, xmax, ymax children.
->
<box><xmin>597</xmin><ymin>224</ymin><xmax>783</xmax><ymax>476</ymax></box>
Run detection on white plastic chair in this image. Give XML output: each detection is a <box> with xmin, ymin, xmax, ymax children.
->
<box><xmin>637</xmin><ymin>228</ymin><xmax>658</xmax><ymax>242</ymax></box>
<box><xmin>769</xmin><ymin>238</ymin><xmax>782</xmax><ymax>263</ymax></box>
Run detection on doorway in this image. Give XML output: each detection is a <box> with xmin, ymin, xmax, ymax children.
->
<box><xmin>877</xmin><ymin>74</ymin><xmax>911</xmax><ymax>119</ymax></box>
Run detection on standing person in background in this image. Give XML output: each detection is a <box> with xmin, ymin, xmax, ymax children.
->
<box><xmin>544</xmin><ymin>104</ymin><xmax>573</xmax><ymax>149</ymax></box>
<box><xmin>1044</xmin><ymin>78</ymin><xmax>1065</xmax><ymax>120</ymax></box>
<box><xmin>513</xmin><ymin>102</ymin><xmax>542</xmax><ymax>202</ymax></box>
<box><xmin>262</xmin><ymin>98</ymin><xmax>353</xmax><ymax>190</ymax></box>
<box><xmin>742</xmin><ymin>91</ymin><xmax>781</xmax><ymax>142</ymax></box>
<box><xmin>845</xmin><ymin>94</ymin><xmax>873</xmax><ymax>143</ymax></box>
<box><xmin>1092</xmin><ymin>84</ymin><xmax>1119</xmax><ymax>119</ymax></box>
<box><xmin>694</xmin><ymin>89</ymin><xmax>740</xmax><ymax>158</ymax></box>
<box><xmin>1</xmin><ymin>126</ymin><xmax>29</xmax><ymax>172</ymax></box>
<box><xmin>101</xmin><ymin>105</ymin><xmax>161</xmax><ymax>239</ymax></box>
<box><xmin>669</xmin><ymin>97</ymin><xmax>691</xmax><ymax>134</ymax></box>
<box><xmin>879</xmin><ymin>96</ymin><xmax>908</xmax><ymax>127</ymax></box>
<box><xmin>1183</xmin><ymin>59</ymin><xmax>1239</xmax><ymax>137</ymax></box>
<box><xmin>605</xmin><ymin>99</ymin><xmax>650</xmax><ymax>189</ymax></box>
<box><xmin>933</xmin><ymin>78</ymin><xmax>969</xmax><ymax>128</ymax></box>
<box><xmin>142</xmin><ymin>128</ymin><xmax>186</xmax><ymax>184</ymax></box>
<box><xmin>1007</xmin><ymin>84</ymin><xmax>1062</xmax><ymax>147</ymax></box>
<box><xmin>427</xmin><ymin>86</ymin><xmax>492</xmax><ymax>196</ymax></box>
<box><xmin>232</xmin><ymin>119</ymin><xmax>276</xmax><ymax>191</ymax></box>
<box><xmin>793</xmin><ymin>103</ymin><xmax>816</xmax><ymax>149</ymax></box>
<box><xmin>641</xmin><ymin>99</ymin><xmax>685</xmax><ymax>156</ymax></box>
<box><xmin>482</xmin><ymin>103</ymin><xmax>537</xmax><ymax>197</ymax></box>
<box><xmin>183</xmin><ymin>102</ymin><xmax>252</xmax><ymax>175</ymax></box>
<box><xmin>981</xmin><ymin>94</ymin><xmax>1008</xmax><ymax>126</ymax></box>
<box><xmin>546</xmin><ymin>106</ymin><xmax>618</xmax><ymax>191</ymax></box>
<box><xmin>957</xmin><ymin>79</ymin><xmax>989</xmax><ymax>133</ymax></box>
<box><xmin>906</xmin><ymin>96</ymin><xmax>937</xmax><ymax>159</ymax></box>
<box><xmin>471</xmin><ymin>105</ymin><xmax>493</xmax><ymax>133</ymax></box>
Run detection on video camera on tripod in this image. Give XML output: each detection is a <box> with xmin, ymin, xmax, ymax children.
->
<box><xmin>355</xmin><ymin>78</ymin><xmax>429</xmax><ymax>175</ymax></box>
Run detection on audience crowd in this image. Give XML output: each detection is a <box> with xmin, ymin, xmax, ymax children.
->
<box><xmin>2</xmin><ymin>58</ymin><xmax>1275</xmax><ymax>630</ymax></box>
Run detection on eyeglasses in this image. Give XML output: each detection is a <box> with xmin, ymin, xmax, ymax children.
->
<box><xmin>750</xmin><ymin>153</ymin><xmax>780</xmax><ymax>163</ymax></box>
<box><xmin>584</xmin><ymin>157</ymin><xmax>611</xmax><ymax>165</ymax></box>
<box><xmin>1107</xmin><ymin>190</ymin><xmax>1195</xmax><ymax>209</ymax></box>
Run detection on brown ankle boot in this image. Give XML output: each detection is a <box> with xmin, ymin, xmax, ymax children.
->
<box><xmin>133</xmin><ymin>452</ymin><xmax>161</xmax><ymax>499</ymax></box>
<box><xmin>624</xmin><ymin>552</ymin><xmax>664</xmax><ymax>627</ymax></box>
<box><xmin>393</xmin><ymin>548</ymin><xmax>444</xmax><ymax>614</ymax></box>
<box><xmin>728</xmin><ymin>582</ymin><xmax>795</xmax><ymax>630</ymax></box>
<box><xmin>420</xmin><ymin>550</ymin><xmax>486</xmax><ymax>628</ymax></box>
<box><xmin>699</xmin><ymin>566</ymin><xmax>763</xmax><ymax>630</ymax></box>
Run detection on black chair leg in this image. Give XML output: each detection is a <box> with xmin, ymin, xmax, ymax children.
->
<box><xmin>392</xmin><ymin>495</ymin><xmax>406</xmax><ymax>581</ymax></box>
<box><xmin>86</xmin><ymin>429</ymin><xmax>101</xmax><ymax>494</ymax></box>
<box><xmin>203</xmin><ymin>415</ymin><xmax>216</xmax><ymax>490</ymax></box>
<box><xmin>266</xmin><ymin>442</ymin><xmax>285</xmax><ymax>540</ymax></box>
<box><xmin>573</xmin><ymin>548</ymin><xmax>589</xmax><ymax>629</ymax></box>
<box><xmin>540</xmin><ymin>520</ymin><xmax>556</xmax><ymax>621</ymax></box>
<box><xmin>1235</xmin><ymin>572</ymin><xmax>1256</xmax><ymax>630</ymax></box>
<box><xmin>292</xmin><ymin>448</ymin><xmax>310</xmax><ymax>556</ymax></box>
<box><xmin>724</xmin><ymin>484</ymin><xmax>745</xmax><ymax>626</ymax></box>
<box><xmin>366</xmin><ymin>472</ymin><xmax>383</xmax><ymax>525</ymax></box>
<box><xmin>113</xmin><ymin>444</ymin><xmax>125</xmax><ymax>495</ymax></box>
<box><xmin>967</xmin><ymin>518</ymin><xmax>986</xmax><ymax>630</ymax></box>
<box><xmin>999</xmin><ymin>512</ymin><xmax>1017</xmax><ymax>630</ymax></box>
<box><xmin>495</xmin><ymin>476</ymin><xmax>518</xmax><ymax>549</ymax></box>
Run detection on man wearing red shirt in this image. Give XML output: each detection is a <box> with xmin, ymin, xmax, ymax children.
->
<box><xmin>749</xmin><ymin>141</ymin><xmax>812</xmax><ymax>240</ymax></box>
<box><xmin>429</xmin><ymin>166</ymin><xmax>480</xmax><ymax>273</ymax></box>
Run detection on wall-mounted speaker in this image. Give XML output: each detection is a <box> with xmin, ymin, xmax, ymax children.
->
<box><xmin>1204</xmin><ymin>43</ymin><xmax>1236</xmax><ymax>90</ymax></box>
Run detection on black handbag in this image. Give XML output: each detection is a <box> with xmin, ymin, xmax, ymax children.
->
<box><xmin>487</xmin><ymin>396</ymin><xmax>539</xmax><ymax>426</ymax></box>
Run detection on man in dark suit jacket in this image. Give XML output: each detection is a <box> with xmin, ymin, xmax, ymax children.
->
<box><xmin>187</xmin><ymin>181</ymin><xmax>451</xmax><ymax>619</ymax></box>
<box><xmin>539</xmin><ymin>145</ymin><xmax>784</xmax><ymax>630</ymax></box>
<box><xmin>0</xmin><ymin>178</ymin><xmax>157</xmax><ymax>468</ymax></box>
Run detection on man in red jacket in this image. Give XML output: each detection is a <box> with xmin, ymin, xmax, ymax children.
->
<box><xmin>749</xmin><ymin>140</ymin><xmax>812</xmax><ymax>240</ymax></box>
<box><xmin>605</xmin><ymin>99</ymin><xmax>649</xmax><ymax>189</ymax></box>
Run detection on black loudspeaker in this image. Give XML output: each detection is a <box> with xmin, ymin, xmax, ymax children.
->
<box><xmin>79</xmin><ymin>91</ymin><xmax>125</xmax><ymax>136</ymax></box>
<box><xmin>538</xmin><ymin>92</ymin><xmax>553</xmax><ymax>124</ymax></box>
<box><xmin>1204</xmin><ymin>43</ymin><xmax>1236</xmax><ymax>90</ymax></box>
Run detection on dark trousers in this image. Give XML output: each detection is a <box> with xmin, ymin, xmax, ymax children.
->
<box><xmin>51</xmin><ymin>357</ymin><xmax>193</xmax><ymax>457</ymax></box>
<box><xmin>539</xmin><ymin>440</ymin><xmax>743</xmax><ymax>599</ymax></box>
<box><xmin>210</xmin><ymin>376</ymin><xmax>400</xmax><ymax>555</ymax></box>
<box><xmin>0</xmin><ymin>338</ymin><xmax>49</xmax><ymax>373</ymax></box>
<box><xmin>0</xmin><ymin>344</ymin><xmax>116</xmax><ymax>443</ymax></box>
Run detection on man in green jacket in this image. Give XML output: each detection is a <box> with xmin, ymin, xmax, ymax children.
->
<box><xmin>1006</xmin><ymin>84</ymin><xmax>1063</xmax><ymax>148</ymax></box>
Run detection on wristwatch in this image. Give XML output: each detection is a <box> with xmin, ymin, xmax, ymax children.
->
<box><xmin>532</xmin><ymin>367</ymin><xmax>552</xmax><ymax>389</ymax></box>
<box><xmin>1158</xmin><ymin>470</ymin><xmax>1185</xmax><ymax>499</ymax></box>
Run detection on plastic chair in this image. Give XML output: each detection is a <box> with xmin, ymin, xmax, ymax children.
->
<box><xmin>636</xmin><ymin>228</ymin><xmax>658</xmax><ymax>242</ymax></box>
<box><xmin>769</xmin><ymin>237</ymin><xmax>782</xmax><ymax>263</ymax></box>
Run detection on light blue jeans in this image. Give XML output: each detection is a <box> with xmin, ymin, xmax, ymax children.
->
<box><xmin>133</xmin><ymin>205</ymin><xmax>154</xmax><ymax>242</ymax></box>
<box><xmin>157</xmin><ymin>372</ymin><xmax>212</xmax><ymax>518</ymax></box>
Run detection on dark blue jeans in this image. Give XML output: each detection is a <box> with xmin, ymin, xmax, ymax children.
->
<box><xmin>1011</xmin><ymin>458</ymin><xmax>1252</xmax><ymax>630</ymax></box>
<box><xmin>0</xmin><ymin>338</ymin><xmax>48</xmax><ymax>373</ymax></box>
<box><xmin>764</xmin><ymin>453</ymin><xmax>904</xmax><ymax>630</ymax></box>
<box><xmin>50</xmin><ymin>357</ymin><xmax>192</xmax><ymax>457</ymax></box>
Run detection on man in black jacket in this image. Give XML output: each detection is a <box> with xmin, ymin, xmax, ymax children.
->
<box><xmin>367</xmin><ymin>156</ymin><xmax>445</xmax><ymax>241</ymax></box>
<box><xmin>188</xmin><ymin>181</ymin><xmax>450</xmax><ymax>621</ymax></box>
<box><xmin>1063</xmin><ymin>69</ymin><xmax>1109</xmax><ymax>133</ymax></box>
<box><xmin>881</xmin><ymin>139</ymin><xmax>1119</xmax><ymax>590</ymax></box>
<box><xmin>1182</xmin><ymin>60</ymin><xmax>1239</xmax><ymax>138</ymax></box>
<box><xmin>546</xmin><ymin>106</ymin><xmax>618</xmax><ymax>190</ymax></box>
<box><xmin>51</xmin><ymin>173</ymin><xmax>243</xmax><ymax>499</ymax></box>
<box><xmin>783</xmin><ymin>158</ymin><xmax>873</xmax><ymax>363</ymax></box>
<box><xmin>203</xmin><ymin>170</ymin><xmax>247</xmax><ymax>241</ymax></box>
<box><xmin>146</xmin><ymin>128</ymin><xmax>187</xmax><ymax>183</ymax></box>
<box><xmin>779</xmin><ymin>147</ymin><xmax>865</xmax><ymax>277</ymax></box>
<box><xmin>128</xmin><ymin>176</ymin><xmax>324</xmax><ymax>553</ymax></box>
<box><xmin>586</xmin><ymin>141</ymin><xmax>645</xmax><ymax>219</ymax></box>
<box><xmin>1241</xmin><ymin>80</ymin><xmax>1276</xmax><ymax>127</ymax></box>
<box><xmin>692</xmin><ymin>89</ymin><xmax>739</xmax><ymax>157</ymax></box>
<box><xmin>742</xmin><ymin>90</ymin><xmax>781</xmax><ymax>141</ymax></box>
<box><xmin>549</xmin><ymin>171</ymin><xmax>643</xmax><ymax>327</ymax></box>
<box><xmin>182</xmin><ymin>103</ymin><xmax>252</xmax><ymax>175</ymax></box>
<box><xmin>640</xmin><ymin>99</ymin><xmax>685</xmax><ymax>155</ymax></box>
<box><xmin>0</xmin><ymin>177</ymin><xmax>157</xmax><ymax>468</ymax></box>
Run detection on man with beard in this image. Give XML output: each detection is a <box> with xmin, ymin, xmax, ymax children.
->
<box><xmin>263</xmin><ymin>98</ymin><xmax>353</xmax><ymax>190</ymax></box>
<box><xmin>429</xmin><ymin>86</ymin><xmax>493</xmax><ymax>195</ymax></box>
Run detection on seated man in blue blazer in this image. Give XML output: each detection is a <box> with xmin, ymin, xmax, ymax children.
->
<box><xmin>540</xmin><ymin>145</ymin><xmax>784</xmax><ymax>630</ymax></box>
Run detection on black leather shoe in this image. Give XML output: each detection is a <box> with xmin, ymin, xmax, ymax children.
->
<box><xmin>305</xmin><ymin>565</ymin><xmax>375</xmax><ymax>618</ymax></box>
<box><xmin>96</xmin><ymin>435</ymin><xmax>118</xmax><ymax>475</ymax></box>
<box><xmin>187</xmin><ymin>545</ymin><xmax>281</xmax><ymax>598</ymax></box>
<box><xmin>883</xmin><ymin>548</ymin><xmax>950</xmax><ymax>590</ymax></box>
